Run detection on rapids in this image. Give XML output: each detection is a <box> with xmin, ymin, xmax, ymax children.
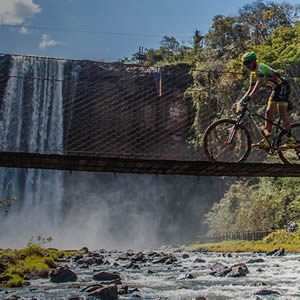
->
<box><xmin>1</xmin><ymin>249</ymin><xmax>299</xmax><ymax>300</ymax></box>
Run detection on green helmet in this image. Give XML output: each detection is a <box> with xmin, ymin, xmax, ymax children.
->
<box><xmin>242</xmin><ymin>52</ymin><xmax>256</xmax><ymax>64</ymax></box>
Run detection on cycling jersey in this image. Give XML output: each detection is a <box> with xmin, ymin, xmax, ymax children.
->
<box><xmin>250</xmin><ymin>63</ymin><xmax>287</xmax><ymax>89</ymax></box>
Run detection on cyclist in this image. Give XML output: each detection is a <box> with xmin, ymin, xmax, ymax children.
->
<box><xmin>237</xmin><ymin>51</ymin><xmax>296</xmax><ymax>149</ymax></box>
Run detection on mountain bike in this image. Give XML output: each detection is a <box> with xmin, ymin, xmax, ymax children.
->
<box><xmin>203</xmin><ymin>103</ymin><xmax>300</xmax><ymax>164</ymax></box>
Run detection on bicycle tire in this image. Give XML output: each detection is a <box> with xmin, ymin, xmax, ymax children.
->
<box><xmin>203</xmin><ymin>119</ymin><xmax>252</xmax><ymax>163</ymax></box>
<box><xmin>278</xmin><ymin>122</ymin><xmax>300</xmax><ymax>164</ymax></box>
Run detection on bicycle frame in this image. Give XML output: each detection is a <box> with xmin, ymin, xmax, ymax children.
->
<box><xmin>235</xmin><ymin>106</ymin><xmax>284</xmax><ymax>151</ymax></box>
<box><xmin>204</xmin><ymin>104</ymin><xmax>299</xmax><ymax>164</ymax></box>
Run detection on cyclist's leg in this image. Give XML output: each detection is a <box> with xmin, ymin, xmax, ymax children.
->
<box><xmin>278</xmin><ymin>103</ymin><xmax>297</xmax><ymax>148</ymax></box>
<box><xmin>278</xmin><ymin>103</ymin><xmax>290</xmax><ymax>131</ymax></box>
<box><xmin>252</xmin><ymin>95</ymin><xmax>276</xmax><ymax>149</ymax></box>
<box><xmin>275</xmin><ymin>84</ymin><xmax>296</xmax><ymax>148</ymax></box>
<box><xmin>265</xmin><ymin>100</ymin><xmax>277</xmax><ymax>134</ymax></box>
<box><xmin>275</xmin><ymin>83</ymin><xmax>293</xmax><ymax>134</ymax></box>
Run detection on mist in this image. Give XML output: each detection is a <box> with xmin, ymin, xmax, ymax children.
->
<box><xmin>0</xmin><ymin>169</ymin><xmax>223</xmax><ymax>250</ymax></box>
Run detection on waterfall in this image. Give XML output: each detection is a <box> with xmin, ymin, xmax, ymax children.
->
<box><xmin>0</xmin><ymin>55</ymin><xmax>218</xmax><ymax>250</ymax></box>
<box><xmin>0</xmin><ymin>56</ymin><xmax>66</xmax><ymax>246</ymax></box>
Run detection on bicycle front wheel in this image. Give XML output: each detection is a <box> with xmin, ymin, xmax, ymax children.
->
<box><xmin>203</xmin><ymin>119</ymin><xmax>252</xmax><ymax>163</ymax></box>
<box><xmin>278</xmin><ymin>122</ymin><xmax>300</xmax><ymax>164</ymax></box>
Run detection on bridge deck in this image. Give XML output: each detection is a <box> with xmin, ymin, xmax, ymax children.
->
<box><xmin>0</xmin><ymin>151</ymin><xmax>299</xmax><ymax>177</ymax></box>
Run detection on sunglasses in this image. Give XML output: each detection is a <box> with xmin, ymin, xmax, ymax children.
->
<box><xmin>243</xmin><ymin>60</ymin><xmax>252</xmax><ymax>66</ymax></box>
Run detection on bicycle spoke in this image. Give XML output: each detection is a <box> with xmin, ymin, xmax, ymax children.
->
<box><xmin>203</xmin><ymin>119</ymin><xmax>251</xmax><ymax>163</ymax></box>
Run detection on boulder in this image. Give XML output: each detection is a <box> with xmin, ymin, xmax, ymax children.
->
<box><xmin>177</xmin><ymin>273</ymin><xmax>195</xmax><ymax>280</ymax></box>
<box><xmin>81</xmin><ymin>283</ymin><xmax>103</xmax><ymax>293</ymax></box>
<box><xmin>76</xmin><ymin>257</ymin><xmax>104</xmax><ymax>265</ymax></box>
<box><xmin>266</xmin><ymin>248</ymin><xmax>285</xmax><ymax>256</ymax></box>
<box><xmin>50</xmin><ymin>266</ymin><xmax>78</xmax><ymax>283</ymax></box>
<box><xmin>3</xmin><ymin>295</ymin><xmax>21</xmax><ymax>300</ymax></box>
<box><xmin>93</xmin><ymin>271</ymin><xmax>121</xmax><ymax>281</ymax></box>
<box><xmin>209</xmin><ymin>263</ymin><xmax>231</xmax><ymax>277</ymax></box>
<box><xmin>80</xmin><ymin>247</ymin><xmax>89</xmax><ymax>254</ymax></box>
<box><xmin>0</xmin><ymin>275</ymin><xmax>13</xmax><ymax>282</ymax></box>
<box><xmin>254</xmin><ymin>289</ymin><xmax>280</xmax><ymax>296</ymax></box>
<box><xmin>228</xmin><ymin>263</ymin><xmax>249</xmax><ymax>277</ymax></box>
<box><xmin>246</xmin><ymin>258</ymin><xmax>265</xmax><ymax>264</ymax></box>
<box><xmin>88</xmin><ymin>284</ymin><xmax>118</xmax><ymax>300</ymax></box>
<box><xmin>210</xmin><ymin>262</ymin><xmax>249</xmax><ymax>277</ymax></box>
<box><xmin>72</xmin><ymin>254</ymin><xmax>83</xmax><ymax>261</ymax></box>
<box><xmin>123</xmin><ymin>261</ymin><xmax>140</xmax><ymax>269</ymax></box>
<box><xmin>131</xmin><ymin>252</ymin><xmax>147</xmax><ymax>263</ymax></box>
<box><xmin>147</xmin><ymin>251</ymin><xmax>161</xmax><ymax>257</ymax></box>
<box><xmin>152</xmin><ymin>255</ymin><xmax>177</xmax><ymax>264</ymax></box>
<box><xmin>118</xmin><ymin>284</ymin><xmax>129</xmax><ymax>295</ymax></box>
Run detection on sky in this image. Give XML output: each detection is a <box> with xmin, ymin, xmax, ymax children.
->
<box><xmin>0</xmin><ymin>0</ymin><xmax>299</xmax><ymax>62</ymax></box>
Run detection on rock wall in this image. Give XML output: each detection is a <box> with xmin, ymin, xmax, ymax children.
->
<box><xmin>63</xmin><ymin>61</ymin><xmax>195</xmax><ymax>159</ymax></box>
<box><xmin>0</xmin><ymin>55</ymin><xmax>195</xmax><ymax>160</ymax></box>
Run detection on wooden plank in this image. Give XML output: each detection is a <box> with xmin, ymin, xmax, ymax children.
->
<box><xmin>0</xmin><ymin>151</ymin><xmax>299</xmax><ymax>177</ymax></box>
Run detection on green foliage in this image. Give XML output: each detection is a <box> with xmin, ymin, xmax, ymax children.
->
<box><xmin>0</xmin><ymin>236</ymin><xmax>81</xmax><ymax>288</ymax></box>
<box><xmin>191</xmin><ymin>231</ymin><xmax>300</xmax><ymax>253</ymax></box>
<box><xmin>193</xmin><ymin>29</ymin><xmax>204</xmax><ymax>51</ymax></box>
<box><xmin>263</xmin><ymin>230</ymin><xmax>300</xmax><ymax>245</ymax></box>
<box><xmin>205</xmin><ymin>177</ymin><xmax>300</xmax><ymax>235</ymax></box>
<box><xmin>27</xmin><ymin>234</ymin><xmax>53</xmax><ymax>248</ymax></box>
<box><xmin>205</xmin><ymin>15</ymin><xmax>249</xmax><ymax>58</ymax></box>
<box><xmin>0</xmin><ymin>185</ymin><xmax>17</xmax><ymax>212</ymax></box>
<box><xmin>132</xmin><ymin>2</ymin><xmax>300</xmax><ymax>235</ymax></box>
<box><xmin>160</xmin><ymin>36</ymin><xmax>180</xmax><ymax>52</ymax></box>
<box><xmin>5</xmin><ymin>274</ymin><xmax>24</xmax><ymax>288</ymax></box>
<box><xmin>238</xmin><ymin>1</ymin><xmax>298</xmax><ymax>45</ymax></box>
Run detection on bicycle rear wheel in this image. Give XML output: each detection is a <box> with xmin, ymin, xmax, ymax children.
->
<box><xmin>278</xmin><ymin>122</ymin><xmax>300</xmax><ymax>164</ymax></box>
<box><xmin>203</xmin><ymin>119</ymin><xmax>252</xmax><ymax>163</ymax></box>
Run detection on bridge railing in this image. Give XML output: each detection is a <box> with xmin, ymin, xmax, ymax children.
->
<box><xmin>0</xmin><ymin>54</ymin><xmax>299</xmax><ymax>164</ymax></box>
<box><xmin>197</xmin><ymin>230</ymin><xmax>275</xmax><ymax>243</ymax></box>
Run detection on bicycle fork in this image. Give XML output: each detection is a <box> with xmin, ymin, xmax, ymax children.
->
<box><xmin>225</xmin><ymin>125</ymin><xmax>239</xmax><ymax>146</ymax></box>
<box><xmin>225</xmin><ymin>114</ymin><xmax>245</xmax><ymax>146</ymax></box>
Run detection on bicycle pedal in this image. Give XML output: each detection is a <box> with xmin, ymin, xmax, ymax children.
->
<box><xmin>251</xmin><ymin>144</ymin><xmax>270</xmax><ymax>150</ymax></box>
<box><xmin>279</xmin><ymin>144</ymin><xmax>298</xmax><ymax>151</ymax></box>
<box><xmin>251</xmin><ymin>145</ymin><xmax>260</xmax><ymax>150</ymax></box>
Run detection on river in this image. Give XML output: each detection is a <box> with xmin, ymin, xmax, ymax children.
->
<box><xmin>1</xmin><ymin>248</ymin><xmax>299</xmax><ymax>300</ymax></box>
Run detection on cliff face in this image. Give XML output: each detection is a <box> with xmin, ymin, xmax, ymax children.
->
<box><xmin>0</xmin><ymin>55</ymin><xmax>195</xmax><ymax>160</ymax></box>
<box><xmin>0</xmin><ymin>55</ymin><xmax>223</xmax><ymax>249</ymax></box>
<box><xmin>63</xmin><ymin>61</ymin><xmax>195</xmax><ymax>160</ymax></box>
<box><xmin>0</xmin><ymin>55</ymin><xmax>12</xmax><ymax>109</ymax></box>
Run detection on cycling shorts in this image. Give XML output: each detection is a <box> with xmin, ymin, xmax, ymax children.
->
<box><xmin>268</xmin><ymin>83</ymin><xmax>290</xmax><ymax>107</ymax></box>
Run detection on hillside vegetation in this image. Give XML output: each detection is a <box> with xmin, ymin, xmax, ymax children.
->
<box><xmin>0</xmin><ymin>236</ymin><xmax>80</xmax><ymax>287</ymax></box>
<box><xmin>124</xmin><ymin>0</ymin><xmax>300</xmax><ymax>235</ymax></box>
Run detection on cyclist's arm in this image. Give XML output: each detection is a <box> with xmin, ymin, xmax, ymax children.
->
<box><xmin>248</xmin><ymin>76</ymin><xmax>263</xmax><ymax>98</ymax></box>
<box><xmin>239</xmin><ymin>75</ymin><xmax>263</xmax><ymax>104</ymax></box>
<box><xmin>240</xmin><ymin>85</ymin><xmax>254</xmax><ymax>102</ymax></box>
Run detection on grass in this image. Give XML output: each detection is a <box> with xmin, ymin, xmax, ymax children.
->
<box><xmin>0</xmin><ymin>244</ymin><xmax>82</xmax><ymax>288</ymax></box>
<box><xmin>191</xmin><ymin>230</ymin><xmax>300</xmax><ymax>253</ymax></box>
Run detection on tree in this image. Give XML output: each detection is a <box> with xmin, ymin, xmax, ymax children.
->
<box><xmin>205</xmin><ymin>15</ymin><xmax>249</xmax><ymax>57</ymax></box>
<box><xmin>193</xmin><ymin>29</ymin><xmax>203</xmax><ymax>50</ymax></box>
<box><xmin>238</xmin><ymin>0</ymin><xmax>299</xmax><ymax>45</ymax></box>
<box><xmin>160</xmin><ymin>36</ymin><xmax>180</xmax><ymax>52</ymax></box>
<box><xmin>205</xmin><ymin>177</ymin><xmax>300</xmax><ymax>234</ymax></box>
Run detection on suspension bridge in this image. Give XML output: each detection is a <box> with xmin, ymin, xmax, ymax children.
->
<box><xmin>0</xmin><ymin>54</ymin><xmax>299</xmax><ymax>177</ymax></box>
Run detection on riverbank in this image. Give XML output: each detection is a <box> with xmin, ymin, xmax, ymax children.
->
<box><xmin>190</xmin><ymin>230</ymin><xmax>300</xmax><ymax>253</ymax></box>
<box><xmin>0</xmin><ymin>242</ymin><xmax>81</xmax><ymax>288</ymax></box>
<box><xmin>1</xmin><ymin>244</ymin><xmax>300</xmax><ymax>299</ymax></box>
